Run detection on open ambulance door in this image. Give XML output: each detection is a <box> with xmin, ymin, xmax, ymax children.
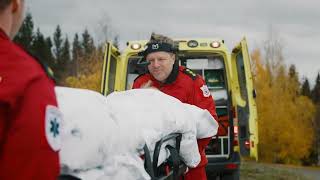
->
<box><xmin>231</xmin><ymin>38</ymin><xmax>259</xmax><ymax>161</ymax></box>
<box><xmin>101</xmin><ymin>42</ymin><xmax>120</xmax><ymax>96</ymax></box>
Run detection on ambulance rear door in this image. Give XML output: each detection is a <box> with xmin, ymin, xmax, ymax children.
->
<box><xmin>231</xmin><ymin>38</ymin><xmax>259</xmax><ymax>160</ymax></box>
<box><xmin>101</xmin><ymin>42</ymin><xmax>121</xmax><ymax>96</ymax></box>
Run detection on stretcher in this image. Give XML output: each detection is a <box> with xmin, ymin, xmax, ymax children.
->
<box><xmin>59</xmin><ymin>133</ymin><xmax>187</xmax><ymax>180</ymax></box>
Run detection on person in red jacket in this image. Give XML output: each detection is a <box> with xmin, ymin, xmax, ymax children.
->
<box><xmin>133</xmin><ymin>33</ymin><xmax>218</xmax><ymax>180</ymax></box>
<box><xmin>0</xmin><ymin>0</ymin><xmax>61</xmax><ymax>179</ymax></box>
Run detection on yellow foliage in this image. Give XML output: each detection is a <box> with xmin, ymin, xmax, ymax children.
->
<box><xmin>251</xmin><ymin>49</ymin><xmax>315</xmax><ymax>164</ymax></box>
<box><xmin>63</xmin><ymin>50</ymin><xmax>103</xmax><ymax>92</ymax></box>
<box><xmin>64</xmin><ymin>73</ymin><xmax>102</xmax><ymax>92</ymax></box>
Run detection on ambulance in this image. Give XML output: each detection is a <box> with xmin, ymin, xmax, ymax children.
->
<box><xmin>100</xmin><ymin>38</ymin><xmax>259</xmax><ymax>180</ymax></box>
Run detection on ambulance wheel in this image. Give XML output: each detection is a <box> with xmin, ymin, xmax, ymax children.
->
<box><xmin>220</xmin><ymin>169</ymin><xmax>240</xmax><ymax>180</ymax></box>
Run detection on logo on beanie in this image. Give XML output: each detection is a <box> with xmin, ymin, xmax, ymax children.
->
<box><xmin>152</xmin><ymin>44</ymin><xmax>159</xmax><ymax>50</ymax></box>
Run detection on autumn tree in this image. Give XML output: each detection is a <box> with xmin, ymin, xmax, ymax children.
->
<box><xmin>64</xmin><ymin>49</ymin><xmax>103</xmax><ymax>92</ymax></box>
<box><xmin>252</xmin><ymin>31</ymin><xmax>315</xmax><ymax>164</ymax></box>
<box><xmin>11</xmin><ymin>11</ymin><xmax>103</xmax><ymax>86</ymax></box>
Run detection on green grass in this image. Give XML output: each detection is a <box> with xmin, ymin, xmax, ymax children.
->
<box><xmin>240</xmin><ymin>162</ymin><xmax>311</xmax><ymax>180</ymax></box>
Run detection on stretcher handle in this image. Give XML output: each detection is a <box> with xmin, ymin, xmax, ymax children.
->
<box><xmin>153</xmin><ymin>133</ymin><xmax>182</xmax><ymax>177</ymax></box>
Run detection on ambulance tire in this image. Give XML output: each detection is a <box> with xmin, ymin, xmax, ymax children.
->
<box><xmin>220</xmin><ymin>169</ymin><xmax>240</xmax><ymax>180</ymax></box>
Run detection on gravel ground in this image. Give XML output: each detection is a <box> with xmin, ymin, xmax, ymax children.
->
<box><xmin>240</xmin><ymin>161</ymin><xmax>320</xmax><ymax>180</ymax></box>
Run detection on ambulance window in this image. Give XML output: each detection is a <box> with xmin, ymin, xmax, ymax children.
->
<box><xmin>126</xmin><ymin>57</ymin><xmax>147</xmax><ymax>89</ymax></box>
<box><xmin>204</xmin><ymin>69</ymin><xmax>225</xmax><ymax>89</ymax></box>
<box><xmin>108</xmin><ymin>55</ymin><xmax>117</xmax><ymax>94</ymax></box>
<box><xmin>180</xmin><ymin>56</ymin><xmax>228</xmax><ymax>106</ymax></box>
<box><xmin>182</xmin><ymin>57</ymin><xmax>225</xmax><ymax>88</ymax></box>
<box><xmin>235</xmin><ymin>53</ymin><xmax>248</xmax><ymax>99</ymax></box>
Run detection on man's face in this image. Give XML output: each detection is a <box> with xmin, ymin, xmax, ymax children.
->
<box><xmin>10</xmin><ymin>0</ymin><xmax>25</xmax><ymax>39</ymax></box>
<box><xmin>146</xmin><ymin>51</ymin><xmax>175</xmax><ymax>83</ymax></box>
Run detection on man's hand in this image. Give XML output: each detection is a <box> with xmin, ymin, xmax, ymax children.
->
<box><xmin>141</xmin><ymin>80</ymin><xmax>158</xmax><ymax>90</ymax></box>
<box><xmin>141</xmin><ymin>80</ymin><xmax>152</xmax><ymax>88</ymax></box>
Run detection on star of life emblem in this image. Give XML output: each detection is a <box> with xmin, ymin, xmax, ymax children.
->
<box><xmin>200</xmin><ymin>85</ymin><xmax>211</xmax><ymax>97</ymax></box>
<box><xmin>152</xmin><ymin>44</ymin><xmax>159</xmax><ymax>50</ymax></box>
<box><xmin>45</xmin><ymin>105</ymin><xmax>63</xmax><ymax>151</ymax></box>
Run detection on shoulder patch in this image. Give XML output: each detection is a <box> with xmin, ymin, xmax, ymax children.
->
<box><xmin>45</xmin><ymin>105</ymin><xmax>63</xmax><ymax>151</ymax></box>
<box><xmin>200</xmin><ymin>85</ymin><xmax>211</xmax><ymax>97</ymax></box>
<box><xmin>182</xmin><ymin>68</ymin><xmax>197</xmax><ymax>80</ymax></box>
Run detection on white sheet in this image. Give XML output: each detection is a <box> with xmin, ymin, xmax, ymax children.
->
<box><xmin>56</xmin><ymin>87</ymin><xmax>218</xmax><ymax>180</ymax></box>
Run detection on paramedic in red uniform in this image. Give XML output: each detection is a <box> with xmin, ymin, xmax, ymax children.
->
<box><xmin>0</xmin><ymin>0</ymin><xmax>61</xmax><ymax>179</ymax></box>
<box><xmin>133</xmin><ymin>33</ymin><xmax>218</xmax><ymax>180</ymax></box>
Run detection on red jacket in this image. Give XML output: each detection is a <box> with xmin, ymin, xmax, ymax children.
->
<box><xmin>0</xmin><ymin>29</ymin><xmax>60</xmax><ymax>180</ymax></box>
<box><xmin>133</xmin><ymin>65</ymin><xmax>218</xmax><ymax>170</ymax></box>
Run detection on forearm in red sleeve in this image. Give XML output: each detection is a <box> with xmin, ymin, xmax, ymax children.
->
<box><xmin>196</xmin><ymin>137</ymin><xmax>212</xmax><ymax>167</ymax></box>
<box><xmin>197</xmin><ymin>137</ymin><xmax>211</xmax><ymax>152</ymax></box>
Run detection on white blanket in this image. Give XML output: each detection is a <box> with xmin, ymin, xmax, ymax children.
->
<box><xmin>56</xmin><ymin>87</ymin><xmax>218</xmax><ymax>180</ymax></box>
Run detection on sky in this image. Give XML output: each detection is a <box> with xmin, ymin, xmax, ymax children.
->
<box><xmin>28</xmin><ymin>0</ymin><xmax>320</xmax><ymax>86</ymax></box>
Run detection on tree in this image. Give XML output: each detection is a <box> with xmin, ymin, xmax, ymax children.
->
<box><xmin>82</xmin><ymin>29</ymin><xmax>95</xmax><ymax>58</ymax></box>
<box><xmin>64</xmin><ymin>49</ymin><xmax>103</xmax><ymax>92</ymax></box>
<box><xmin>311</xmin><ymin>73</ymin><xmax>320</xmax><ymax>165</ymax></box>
<box><xmin>53</xmin><ymin>25</ymin><xmax>63</xmax><ymax>62</ymax></box>
<box><xmin>312</xmin><ymin>73</ymin><xmax>320</xmax><ymax>104</ymax></box>
<box><xmin>315</xmin><ymin>104</ymin><xmax>320</xmax><ymax>166</ymax></box>
<box><xmin>301</xmin><ymin>78</ymin><xmax>312</xmax><ymax>98</ymax></box>
<box><xmin>288</xmin><ymin>64</ymin><xmax>300</xmax><ymax>100</ymax></box>
<box><xmin>61</xmin><ymin>37</ymin><xmax>71</xmax><ymax>63</ymax></box>
<box><xmin>113</xmin><ymin>35</ymin><xmax>120</xmax><ymax>49</ymax></box>
<box><xmin>60</xmin><ymin>37</ymin><xmax>71</xmax><ymax>78</ymax></box>
<box><xmin>72</xmin><ymin>33</ymin><xmax>82</xmax><ymax>77</ymax></box>
<box><xmin>13</xmin><ymin>12</ymin><xmax>34</xmax><ymax>50</ymax></box>
<box><xmin>31</xmin><ymin>28</ymin><xmax>55</xmax><ymax>68</ymax></box>
<box><xmin>95</xmin><ymin>13</ymin><xmax>113</xmax><ymax>44</ymax></box>
<box><xmin>263</xmin><ymin>26</ymin><xmax>284</xmax><ymax>76</ymax></box>
<box><xmin>252</xmin><ymin>32</ymin><xmax>315</xmax><ymax>164</ymax></box>
<box><xmin>44</xmin><ymin>37</ymin><xmax>54</xmax><ymax>68</ymax></box>
<box><xmin>53</xmin><ymin>25</ymin><xmax>64</xmax><ymax>83</ymax></box>
<box><xmin>289</xmin><ymin>64</ymin><xmax>299</xmax><ymax>81</ymax></box>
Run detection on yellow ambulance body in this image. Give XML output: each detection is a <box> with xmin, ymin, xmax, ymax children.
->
<box><xmin>100</xmin><ymin>38</ymin><xmax>258</xmax><ymax>179</ymax></box>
